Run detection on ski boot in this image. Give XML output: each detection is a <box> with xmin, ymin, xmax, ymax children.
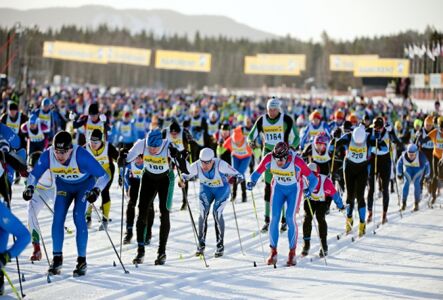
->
<box><xmin>261</xmin><ymin>221</ymin><xmax>270</xmax><ymax>233</ymax></box>
<box><xmin>345</xmin><ymin>217</ymin><xmax>353</xmax><ymax>234</ymax></box>
<box><xmin>98</xmin><ymin>220</ymin><xmax>108</xmax><ymax>231</ymax></box>
<box><xmin>267</xmin><ymin>247</ymin><xmax>278</xmax><ymax>265</ymax></box>
<box><xmin>286</xmin><ymin>248</ymin><xmax>296</xmax><ymax>266</ymax></box>
<box><xmin>30</xmin><ymin>242</ymin><xmax>42</xmax><ymax>262</ymax></box>
<box><xmin>401</xmin><ymin>202</ymin><xmax>407</xmax><ymax>211</ymax></box>
<box><xmin>366</xmin><ymin>211</ymin><xmax>373</xmax><ymax>223</ymax></box>
<box><xmin>382</xmin><ymin>211</ymin><xmax>388</xmax><ymax>225</ymax></box>
<box><xmin>73</xmin><ymin>256</ymin><xmax>87</xmax><ymax>277</ymax></box>
<box><xmin>358</xmin><ymin>222</ymin><xmax>366</xmax><ymax>237</ymax></box>
<box><xmin>133</xmin><ymin>246</ymin><xmax>145</xmax><ymax>265</ymax></box>
<box><xmin>155</xmin><ymin>253</ymin><xmax>166</xmax><ymax>265</ymax></box>
<box><xmin>413</xmin><ymin>202</ymin><xmax>419</xmax><ymax>212</ymax></box>
<box><xmin>195</xmin><ymin>245</ymin><xmax>205</xmax><ymax>257</ymax></box>
<box><xmin>280</xmin><ymin>221</ymin><xmax>288</xmax><ymax>232</ymax></box>
<box><xmin>214</xmin><ymin>245</ymin><xmax>224</xmax><ymax>258</ymax></box>
<box><xmin>123</xmin><ymin>230</ymin><xmax>133</xmax><ymax>245</ymax></box>
<box><xmin>48</xmin><ymin>255</ymin><xmax>63</xmax><ymax>275</ymax></box>
<box><xmin>301</xmin><ymin>240</ymin><xmax>310</xmax><ymax>256</ymax></box>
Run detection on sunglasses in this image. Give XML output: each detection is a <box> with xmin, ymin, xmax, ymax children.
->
<box><xmin>201</xmin><ymin>160</ymin><xmax>212</xmax><ymax>165</ymax></box>
<box><xmin>91</xmin><ymin>140</ymin><xmax>101</xmax><ymax>145</ymax></box>
<box><xmin>274</xmin><ymin>156</ymin><xmax>287</xmax><ymax>162</ymax></box>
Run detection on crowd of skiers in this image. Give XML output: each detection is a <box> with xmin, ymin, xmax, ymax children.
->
<box><xmin>0</xmin><ymin>84</ymin><xmax>441</xmax><ymax>296</ymax></box>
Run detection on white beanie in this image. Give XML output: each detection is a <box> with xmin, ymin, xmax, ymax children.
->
<box><xmin>267</xmin><ymin>98</ymin><xmax>281</xmax><ymax>110</ymax></box>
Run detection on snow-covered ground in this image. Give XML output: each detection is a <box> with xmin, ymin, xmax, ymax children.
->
<box><xmin>3</xmin><ymin>177</ymin><xmax>443</xmax><ymax>299</ymax></box>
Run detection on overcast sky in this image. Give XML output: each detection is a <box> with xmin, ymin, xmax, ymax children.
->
<box><xmin>1</xmin><ymin>0</ymin><xmax>442</xmax><ymax>41</ymax></box>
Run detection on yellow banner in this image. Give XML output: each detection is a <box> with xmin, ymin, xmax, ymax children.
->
<box><xmin>43</xmin><ymin>41</ymin><xmax>108</xmax><ymax>64</ymax></box>
<box><xmin>155</xmin><ymin>50</ymin><xmax>211</xmax><ymax>72</ymax></box>
<box><xmin>329</xmin><ymin>55</ymin><xmax>379</xmax><ymax>71</ymax></box>
<box><xmin>244</xmin><ymin>56</ymin><xmax>301</xmax><ymax>76</ymax></box>
<box><xmin>353</xmin><ymin>58</ymin><xmax>410</xmax><ymax>78</ymax></box>
<box><xmin>107</xmin><ymin>46</ymin><xmax>151</xmax><ymax>66</ymax></box>
<box><xmin>256</xmin><ymin>54</ymin><xmax>306</xmax><ymax>71</ymax></box>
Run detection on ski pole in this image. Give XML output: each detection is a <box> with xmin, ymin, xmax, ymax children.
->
<box><xmin>119</xmin><ymin>166</ymin><xmax>125</xmax><ymax>259</ymax></box>
<box><xmin>304</xmin><ymin>196</ymin><xmax>327</xmax><ymax>266</ymax></box>
<box><xmin>373</xmin><ymin>138</ymin><xmax>378</xmax><ymax>234</ymax></box>
<box><xmin>2</xmin><ymin>268</ymin><xmax>21</xmax><ymax>300</ymax></box>
<box><xmin>230</xmin><ymin>192</ymin><xmax>245</xmax><ymax>256</ymax></box>
<box><xmin>249</xmin><ymin>190</ymin><xmax>266</xmax><ymax>264</ymax></box>
<box><xmin>388</xmin><ymin>144</ymin><xmax>403</xmax><ymax>218</ymax></box>
<box><xmin>329</xmin><ymin>138</ymin><xmax>337</xmax><ymax>178</ymax></box>
<box><xmin>173</xmin><ymin>157</ymin><xmax>209</xmax><ymax>268</ymax></box>
<box><xmin>92</xmin><ymin>204</ymin><xmax>129</xmax><ymax>274</ymax></box>
<box><xmin>34</xmin><ymin>190</ymin><xmax>73</xmax><ymax>234</ymax></box>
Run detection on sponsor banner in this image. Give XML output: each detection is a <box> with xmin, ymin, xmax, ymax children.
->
<box><xmin>43</xmin><ymin>41</ymin><xmax>108</xmax><ymax>64</ymax></box>
<box><xmin>256</xmin><ymin>54</ymin><xmax>306</xmax><ymax>71</ymax></box>
<box><xmin>329</xmin><ymin>55</ymin><xmax>379</xmax><ymax>71</ymax></box>
<box><xmin>107</xmin><ymin>46</ymin><xmax>151</xmax><ymax>66</ymax></box>
<box><xmin>155</xmin><ymin>50</ymin><xmax>211</xmax><ymax>72</ymax></box>
<box><xmin>244</xmin><ymin>55</ymin><xmax>301</xmax><ymax>76</ymax></box>
<box><xmin>353</xmin><ymin>58</ymin><xmax>410</xmax><ymax>78</ymax></box>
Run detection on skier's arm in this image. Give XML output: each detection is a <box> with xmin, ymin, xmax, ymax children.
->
<box><xmin>247</xmin><ymin>116</ymin><xmax>263</xmax><ymax>144</ymax></box>
<box><xmin>0</xmin><ymin>202</ymin><xmax>30</xmax><ymax>258</ymax></box>
<box><xmin>284</xmin><ymin>114</ymin><xmax>300</xmax><ymax>149</ymax></box>
<box><xmin>250</xmin><ymin>153</ymin><xmax>272</xmax><ymax>183</ymax></box>
<box><xmin>396</xmin><ymin>155</ymin><xmax>404</xmax><ymax>176</ymax></box>
<box><xmin>0</xmin><ymin>124</ymin><xmax>20</xmax><ymax>150</ymax></box>
<box><xmin>126</xmin><ymin>139</ymin><xmax>145</xmax><ymax>163</ymax></box>
<box><xmin>300</xmin><ymin>127</ymin><xmax>311</xmax><ymax>150</ymax></box>
<box><xmin>73</xmin><ymin>115</ymin><xmax>88</xmax><ymax>129</ymax></box>
<box><xmin>77</xmin><ymin>147</ymin><xmax>110</xmax><ymax>191</ymax></box>
<box><xmin>27</xmin><ymin>150</ymin><xmax>50</xmax><ymax>187</ymax></box>
<box><xmin>324</xmin><ymin>178</ymin><xmax>344</xmax><ymax>209</ymax></box>
<box><xmin>296</xmin><ymin>156</ymin><xmax>318</xmax><ymax>193</ymax></box>
<box><xmin>219</xmin><ymin>159</ymin><xmax>240</xmax><ymax>177</ymax></box>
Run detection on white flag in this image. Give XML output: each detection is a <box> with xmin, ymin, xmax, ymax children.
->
<box><xmin>427</xmin><ymin>44</ymin><xmax>435</xmax><ymax>61</ymax></box>
<box><xmin>408</xmin><ymin>44</ymin><xmax>415</xmax><ymax>59</ymax></box>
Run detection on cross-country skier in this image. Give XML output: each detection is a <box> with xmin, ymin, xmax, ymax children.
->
<box><xmin>247</xmin><ymin>142</ymin><xmax>318</xmax><ymax>266</ymax></box>
<box><xmin>23</xmin><ymin>131</ymin><xmax>110</xmax><ymax>277</ymax></box>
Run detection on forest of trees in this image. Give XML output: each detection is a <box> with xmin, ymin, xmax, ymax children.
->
<box><xmin>0</xmin><ymin>24</ymin><xmax>441</xmax><ymax>90</ymax></box>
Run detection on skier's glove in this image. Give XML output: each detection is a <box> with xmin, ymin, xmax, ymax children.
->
<box><xmin>0</xmin><ymin>252</ymin><xmax>10</xmax><ymax>268</ymax></box>
<box><xmin>23</xmin><ymin>185</ymin><xmax>35</xmax><ymax>201</ymax></box>
<box><xmin>333</xmin><ymin>128</ymin><xmax>342</xmax><ymax>139</ymax></box>
<box><xmin>246</xmin><ymin>181</ymin><xmax>255</xmax><ymax>191</ymax></box>
<box><xmin>425</xmin><ymin>177</ymin><xmax>431</xmax><ymax>185</ymax></box>
<box><xmin>99</xmin><ymin>114</ymin><xmax>107</xmax><ymax>122</ymax></box>
<box><xmin>85</xmin><ymin>187</ymin><xmax>100</xmax><ymax>203</ymax></box>
<box><xmin>0</xmin><ymin>139</ymin><xmax>10</xmax><ymax>153</ymax></box>
<box><xmin>304</xmin><ymin>189</ymin><xmax>311</xmax><ymax>199</ymax></box>
<box><xmin>439</xmin><ymin>159</ymin><xmax>443</xmax><ymax>167</ymax></box>
<box><xmin>117</xmin><ymin>149</ymin><xmax>128</xmax><ymax>167</ymax></box>
<box><xmin>397</xmin><ymin>174</ymin><xmax>403</xmax><ymax>181</ymax></box>
<box><xmin>235</xmin><ymin>174</ymin><xmax>245</xmax><ymax>183</ymax></box>
<box><xmin>168</xmin><ymin>144</ymin><xmax>179</xmax><ymax>159</ymax></box>
<box><xmin>118</xmin><ymin>175</ymin><xmax>123</xmax><ymax>187</ymax></box>
<box><xmin>248</xmin><ymin>140</ymin><xmax>257</xmax><ymax>149</ymax></box>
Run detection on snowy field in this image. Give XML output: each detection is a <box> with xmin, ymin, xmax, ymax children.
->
<box><xmin>2</xmin><ymin>175</ymin><xmax>443</xmax><ymax>300</ymax></box>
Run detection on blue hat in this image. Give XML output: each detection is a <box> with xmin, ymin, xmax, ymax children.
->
<box><xmin>407</xmin><ymin>144</ymin><xmax>418</xmax><ymax>154</ymax></box>
<box><xmin>29</xmin><ymin>114</ymin><xmax>38</xmax><ymax>125</ymax></box>
<box><xmin>147</xmin><ymin>129</ymin><xmax>163</xmax><ymax>147</ymax></box>
<box><xmin>41</xmin><ymin>98</ymin><xmax>52</xmax><ymax>107</ymax></box>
